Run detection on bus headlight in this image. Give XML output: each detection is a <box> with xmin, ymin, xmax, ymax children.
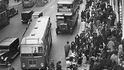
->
<box><xmin>40</xmin><ymin>63</ymin><xmax>44</xmax><ymax>67</ymax></box>
<box><xmin>22</xmin><ymin>63</ymin><xmax>26</xmax><ymax>67</ymax></box>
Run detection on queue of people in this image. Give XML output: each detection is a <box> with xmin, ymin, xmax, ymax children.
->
<box><xmin>64</xmin><ymin>0</ymin><xmax>124</xmax><ymax>70</ymax></box>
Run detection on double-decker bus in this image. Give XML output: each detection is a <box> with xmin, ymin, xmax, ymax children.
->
<box><xmin>21</xmin><ymin>16</ymin><xmax>52</xmax><ymax>70</ymax></box>
<box><xmin>22</xmin><ymin>0</ymin><xmax>35</xmax><ymax>8</ymax></box>
<box><xmin>56</xmin><ymin>0</ymin><xmax>79</xmax><ymax>34</ymax></box>
<box><xmin>0</xmin><ymin>2</ymin><xmax>9</xmax><ymax>28</ymax></box>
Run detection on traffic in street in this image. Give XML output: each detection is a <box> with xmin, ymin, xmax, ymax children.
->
<box><xmin>0</xmin><ymin>0</ymin><xmax>85</xmax><ymax>70</ymax></box>
<box><xmin>0</xmin><ymin>0</ymin><xmax>124</xmax><ymax>70</ymax></box>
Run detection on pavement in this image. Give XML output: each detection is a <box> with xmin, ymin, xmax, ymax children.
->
<box><xmin>9</xmin><ymin>0</ymin><xmax>22</xmax><ymax>7</ymax></box>
<box><xmin>77</xmin><ymin>1</ymin><xmax>90</xmax><ymax>70</ymax></box>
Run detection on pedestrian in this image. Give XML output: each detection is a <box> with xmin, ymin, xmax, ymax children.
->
<box><xmin>118</xmin><ymin>44</ymin><xmax>123</xmax><ymax>58</ymax></box>
<box><xmin>64</xmin><ymin>41</ymin><xmax>71</xmax><ymax>58</ymax></box>
<box><xmin>8</xmin><ymin>64</ymin><xmax>15</xmax><ymax>70</ymax></box>
<box><xmin>78</xmin><ymin>56</ymin><xmax>83</xmax><ymax>66</ymax></box>
<box><xmin>56</xmin><ymin>61</ymin><xmax>62</xmax><ymax>70</ymax></box>
<box><xmin>75</xmin><ymin>34</ymin><xmax>79</xmax><ymax>46</ymax></box>
<box><xmin>110</xmin><ymin>51</ymin><xmax>118</xmax><ymax>64</ymax></box>
<box><xmin>73</xmin><ymin>64</ymin><xmax>78</xmax><ymax>70</ymax></box>
<box><xmin>71</xmin><ymin>41</ymin><xmax>76</xmax><ymax>53</ymax></box>
<box><xmin>107</xmin><ymin>39</ymin><xmax>115</xmax><ymax>53</ymax></box>
<box><xmin>49</xmin><ymin>59</ymin><xmax>55</xmax><ymax>70</ymax></box>
<box><xmin>81</xmin><ymin>11</ymin><xmax>85</xmax><ymax>21</ymax></box>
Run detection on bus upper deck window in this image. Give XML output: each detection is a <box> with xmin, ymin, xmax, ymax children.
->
<box><xmin>38</xmin><ymin>47</ymin><xmax>43</xmax><ymax>53</ymax></box>
<box><xmin>67</xmin><ymin>4</ymin><xmax>72</xmax><ymax>8</ymax></box>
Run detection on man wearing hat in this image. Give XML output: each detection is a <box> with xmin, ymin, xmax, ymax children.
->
<box><xmin>64</xmin><ymin>41</ymin><xmax>71</xmax><ymax>58</ymax></box>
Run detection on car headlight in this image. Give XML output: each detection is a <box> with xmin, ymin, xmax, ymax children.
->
<box><xmin>22</xmin><ymin>63</ymin><xmax>25</xmax><ymax>67</ymax></box>
<box><xmin>68</xmin><ymin>9</ymin><xmax>71</xmax><ymax>11</ymax></box>
<box><xmin>1</xmin><ymin>56</ymin><xmax>3</xmax><ymax>60</ymax></box>
<box><xmin>4</xmin><ymin>57</ymin><xmax>8</xmax><ymax>61</ymax></box>
<box><xmin>40</xmin><ymin>63</ymin><xmax>44</xmax><ymax>67</ymax></box>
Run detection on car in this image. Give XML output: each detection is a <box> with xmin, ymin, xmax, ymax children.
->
<box><xmin>7</xmin><ymin>7</ymin><xmax>18</xmax><ymax>18</ymax></box>
<box><xmin>0</xmin><ymin>37</ymin><xmax>20</xmax><ymax>66</ymax></box>
<box><xmin>21</xmin><ymin>10</ymin><xmax>34</xmax><ymax>24</ymax></box>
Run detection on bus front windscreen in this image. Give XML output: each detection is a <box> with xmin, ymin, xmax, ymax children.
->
<box><xmin>58</xmin><ymin>4</ymin><xmax>72</xmax><ymax>12</ymax></box>
<box><xmin>21</xmin><ymin>45</ymin><xmax>44</xmax><ymax>56</ymax></box>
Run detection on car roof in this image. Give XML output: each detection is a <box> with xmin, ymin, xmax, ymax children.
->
<box><xmin>32</xmin><ymin>11</ymin><xmax>42</xmax><ymax>16</ymax></box>
<box><xmin>0</xmin><ymin>37</ymin><xmax>18</xmax><ymax>46</ymax></box>
<box><xmin>21</xmin><ymin>10</ymin><xmax>33</xmax><ymax>14</ymax></box>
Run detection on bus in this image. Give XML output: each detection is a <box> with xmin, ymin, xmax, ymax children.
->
<box><xmin>22</xmin><ymin>0</ymin><xmax>35</xmax><ymax>8</ymax></box>
<box><xmin>0</xmin><ymin>37</ymin><xmax>20</xmax><ymax>66</ymax></box>
<box><xmin>21</xmin><ymin>16</ymin><xmax>52</xmax><ymax>70</ymax></box>
<box><xmin>56</xmin><ymin>0</ymin><xmax>79</xmax><ymax>34</ymax></box>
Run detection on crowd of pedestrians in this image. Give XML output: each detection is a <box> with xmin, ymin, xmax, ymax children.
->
<box><xmin>64</xmin><ymin>0</ymin><xmax>124</xmax><ymax>70</ymax></box>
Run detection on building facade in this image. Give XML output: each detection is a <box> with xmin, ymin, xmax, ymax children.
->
<box><xmin>109</xmin><ymin>0</ymin><xmax>124</xmax><ymax>39</ymax></box>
